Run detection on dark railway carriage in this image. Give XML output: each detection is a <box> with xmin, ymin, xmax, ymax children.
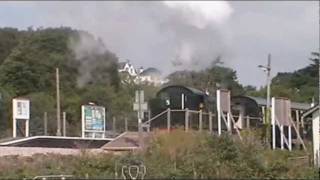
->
<box><xmin>151</xmin><ymin>85</ymin><xmax>214</xmax><ymax>112</ymax></box>
<box><xmin>149</xmin><ymin>85</ymin><xmax>214</xmax><ymax>129</ymax></box>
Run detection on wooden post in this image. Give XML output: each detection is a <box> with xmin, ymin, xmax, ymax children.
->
<box><xmin>113</xmin><ymin>117</ymin><xmax>116</xmax><ymax>133</ymax></box>
<box><xmin>185</xmin><ymin>108</ymin><xmax>189</xmax><ymax>132</ymax></box>
<box><xmin>125</xmin><ymin>117</ymin><xmax>128</xmax><ymax>132</ymax></box>
<box><xmin>25</xmin><ymin>119</ymin><xmax>29</xmax><ymax>137</ymax></box>
<box><xmin>280</xmin><ymin>125</ymin><xmax>284</xmax><ymax>150</ymax></box>
<box><xmin>295</xmin><ymin>110</ymin><xmax>300</xmax><ymax>133</ymax></box>
<box><xmin>218</xmin><ymin>110</ymin><xmax>221</xmax><ymax>136</ymax></box>
<box><xmin>288</xmin><ymin>126</ymin><xmax>292</xmax><ymax>151</ymax></box>
<box><xmin>301</xmin><ymin>110</ymin><xmax>305</xmax><ymax>129</ymax></box>
<box><xmin>262</xmin><ymin>106</ymin><xmax>266</xmax><ymax>124</ymax></box>
<box><xmin>44</xmin><ymin>112</ymin><xmax>48</xmax><ymax>136</ymax></box>
<box><xmin>209</xmin><ymin>112</ymin><xmax>213</xmax><ymax>133</ymax></box>
<box><xmin>227</xmin><ymin>112</ymin><xmax>231</xmax><ymax>133</ymax></box>
<box><xmin>167</xmin><ymin>108</ymin><xmax>171</xmax><ymax>132</ymax></box>
<box><xmin>63</xmin><ymin>112</ymin><xmax>66</xmax><ymax>137</ymax></box>
<box><xmin>199</xmin><ymin>110</ymin><xmax>203</xmax><ymax>132</ymax></box>
<box><xmin>246</xmin><ymin>116</ymin><xmax>250</xmax><ymax>129</ymax></box>
<box><xmin>56</xmin><ymin>68</ymin><xmax>61</xmax><ymax>136</ymax></box>
<box><xmin>272</xmin><ymin>98</ymin><xmax>276</xmax><ymax>150</ymax></box>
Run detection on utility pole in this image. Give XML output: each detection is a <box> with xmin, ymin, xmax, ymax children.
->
<box><xmin>318</xmin><ymin>0</ymin><xmax>320</xmax><ymax>121</ymax></box>
<box><xmin>266</xmin><ymin>54</ymin><xmax>271</xmax><ymax>146</ymax></box>
<box><xmin>258</xmin><ymin>54</ymin><xmax>271</xmax><ymax>145</ymax></box>
<box><xmin>56</xmin><ymin>68</ymin><xmax>61</xmax><ymax>136</ymax></box>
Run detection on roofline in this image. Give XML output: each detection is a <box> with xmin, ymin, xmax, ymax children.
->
<box><xmin>157</xmin><ymin>85</ymin><xmax>206</xmax><ymax>96</ymax></box>
<box><xmin>232</xmin><ymin>95</ymin><xmax>311</xmax><ymax>110</ymax></box>
<box><xmin>301</xmin><ymin>105</ymin><xmax>319</xmax><ymax>119</ymax></box>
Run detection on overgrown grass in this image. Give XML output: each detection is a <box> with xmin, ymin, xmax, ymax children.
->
<box><xmin>0</xmin><ymin>130</ymin><xmax>318</xmax><ymax>179</ymax></box>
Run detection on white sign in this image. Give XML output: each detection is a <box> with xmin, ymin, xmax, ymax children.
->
<box><xmin>81</xmin><ymin>105</ymin><xmax>106</xmax><ymax>138</ymax></box>
<box><xmin>13</xmin><ymin>98</ymin><xmax>30</xmax><ymax>119</ymax></box>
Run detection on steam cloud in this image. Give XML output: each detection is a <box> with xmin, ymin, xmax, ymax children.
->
<box><xmin>24</xmin><ymin>1</ymin><xmax>234</xmax><ymax>75</ymax></box>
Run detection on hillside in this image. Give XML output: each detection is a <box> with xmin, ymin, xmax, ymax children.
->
<box><xmin>0</xmin><ymin>27</ymin><xmax>124</xmax><ymax>137</ymax></box>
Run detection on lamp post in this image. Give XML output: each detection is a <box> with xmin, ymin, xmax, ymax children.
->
<box><xmin>258</xmin><ymin>54</ymin><xmax>271</xmax><ymax>145</ymax></box>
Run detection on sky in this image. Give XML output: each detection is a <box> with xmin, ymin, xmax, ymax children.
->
<box><xmin>0</xmin><ymin>1</ymin><xmax>318</xmax><ymax>87</ymax></box>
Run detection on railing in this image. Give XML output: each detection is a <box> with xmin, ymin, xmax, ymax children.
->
<box><xmin>141</xmin><ymin>108</ymin><xmax>266</xmax><ymax>141</ymax></box>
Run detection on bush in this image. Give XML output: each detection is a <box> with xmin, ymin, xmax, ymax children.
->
<box><xmin>0</xmin><ymin>130</ymin><xmax>317</xmax><ymax>179</ymax></box>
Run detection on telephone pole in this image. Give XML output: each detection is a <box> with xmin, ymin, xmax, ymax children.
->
<box><xmin>258</xmin><ymin>54</ymin><xmax>271</xmax><ymax>145</ymax></box>
<box><xmin>56</xmin><ymin>68</ymin><xmax>61</xmax><ymax>136</ymax></box>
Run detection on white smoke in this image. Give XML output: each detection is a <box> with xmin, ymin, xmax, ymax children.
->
<box><xmin>6</xmin><ymin>1</ymin><xmax>234</xmax><ymax>75</ymax></box>
<box><xmin>164</xmin><ymin>1</ymin><xmax>233</xmax><ymax>28</ymax></box>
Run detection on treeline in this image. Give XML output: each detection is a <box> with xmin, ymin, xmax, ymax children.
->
<box><xmin>0</xmin><ymin>27</ymin><xmax>317</xmax><ymax>137</ymax></box>
<box><xmin>247</xmin><ymin>52</ymin><xmax>319</xmax><ymax>103</ymax></box>
<box><xmin>0</xmin><ymin>27</ymin><xmax>135</xmax><ymax>137</ymax></box>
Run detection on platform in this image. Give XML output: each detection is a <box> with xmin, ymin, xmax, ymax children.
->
<box><xmin>0</xmin><ymin>136</ymin><xmax>114</xmax><ymax>149</ymax></box>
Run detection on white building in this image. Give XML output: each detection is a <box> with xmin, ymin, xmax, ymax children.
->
<box><xmin>118</xmin><ymin>61</ymin><xmax>137</xmax><ymax>77</ymax></box>
<box><xmin>118</xmin><ymin>61</ymin><xmax>168</xmax><ymax>86</ymax></box>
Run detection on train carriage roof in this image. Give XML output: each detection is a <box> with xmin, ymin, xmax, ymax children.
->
<box><xmin>232</xmin><ymin>95</ymin><xmax>311</xmax><ymax>111</ymax></box>
<box><xmin>157</xmin><ymin>85</ymin><xmax>207</xmax><ymax>97</ymax></box>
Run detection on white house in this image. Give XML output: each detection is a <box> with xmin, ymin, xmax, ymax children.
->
<box><xmin>118</xmin><ymin>61</ymin><xmax>137</xmax><ymax>77</ymax></box>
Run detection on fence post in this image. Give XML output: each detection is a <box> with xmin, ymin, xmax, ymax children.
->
<box><xmin>167</xmin><ymin>108</ymin><xmax>171</xmax><ymax>132</ymax></box>
<box><xmin>227</xmin><ymin>112</ymin><xmax>231</xmax><ymax>134</ymax></box>
<box><xmin>63</xmin><ymin>112</ymin><xmax>66</xmax><ymax>137</ymax></box>
<box><xmin>209</xmin><ymin>111</ymin><xmax>213</xmax><ymax>133</ymax></box>
<box><xmin>199</xmin><ymin>110</ymin><xmax>203</xmax><ymax>132</ymax></box>
<box><xmin>125</xmin><ymin>117</ymin><xmax>128</xmax><ymax>132</ymax></box>
<box><xmin>44</xmin><ymin>112</ymin><xmax>48</xmax><ymax>136</ymax></box>
<box><xmin>246</xmin><ymin>116</ymin><xmax>250</xmax><ymax>129</ymax></box>
<box><xmin>113</xmin><ymin>117</ymin><xmax>116</xmax><ymax>133</ymax></box>
<box><xmin>218</xmin><ymin>110</ymin><xmax>221</xmax><ymax>136</ymax></box>
<box><xmin>185</xmin><ymin>108</ymin><xmax>189</xmax><ymax>132</ymax></box>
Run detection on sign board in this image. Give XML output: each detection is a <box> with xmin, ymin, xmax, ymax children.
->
<box><xmin>13</xmin><ymin>98</ymin><xmax>30</xmax><ymax>119</ymax></box>
<box><xmin>81</xmin><ymin>105</ymin><xmax>106</xmax><ymax>138</ymax></box>
<box><xmin>12</xmin><ymin>98</ymin><xmax>30</xmax><ymax>138</ymax></box>
<box><xmin>273</xmin><ymin>98</ymin><xmax>291</xmax><ymax>126</ymax></box>
<box><xmin>133</xmin><ymin>90</ymin><xmax>148</xmax><ymax>120</ymax></box>
<box><xmin>217</xmin><ymin>89</ymin><xmax>231</xmax><ymax>113</ymax></box>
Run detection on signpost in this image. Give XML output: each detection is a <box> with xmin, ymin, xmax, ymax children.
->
<box><xmin>133</xmin><ymin>90</ymin><xmax>148</xmax><ymax>148</ymax></box>
<box><xmin>12</xmin><ymin>98</ymin><xmax>30</xmax><ymax>138</ymax></box>
<box><xmin>81</xmin><ymin>105</ymin><xmax>106</xmax><ymax>138</ymax></box>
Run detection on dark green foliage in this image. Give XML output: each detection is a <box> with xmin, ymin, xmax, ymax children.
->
<box><xmin>249</xmin><ymin>52</ymin><xmax>320</xmax><ymax>103</ymax></box>
<box><xmin>0</xmin><ymin>27</ymin><xmax>123</xmax><ymax>136</ymax></box>
<box><xmin>0</xmin><ymin>27</ymin><xmax>23</xmax><ymax>65</ymax></box>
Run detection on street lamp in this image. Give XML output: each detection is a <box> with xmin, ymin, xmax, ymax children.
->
<box><xmin>258</xmin><ymin>54</ymin><xmax>271</xmax><ymax>145</ymax></box>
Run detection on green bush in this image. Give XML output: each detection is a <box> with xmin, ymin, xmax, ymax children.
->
<box><xmin>0</xmin><ymin>130</ymin><xmax>317</xmax><ymax>179</ymax></box>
